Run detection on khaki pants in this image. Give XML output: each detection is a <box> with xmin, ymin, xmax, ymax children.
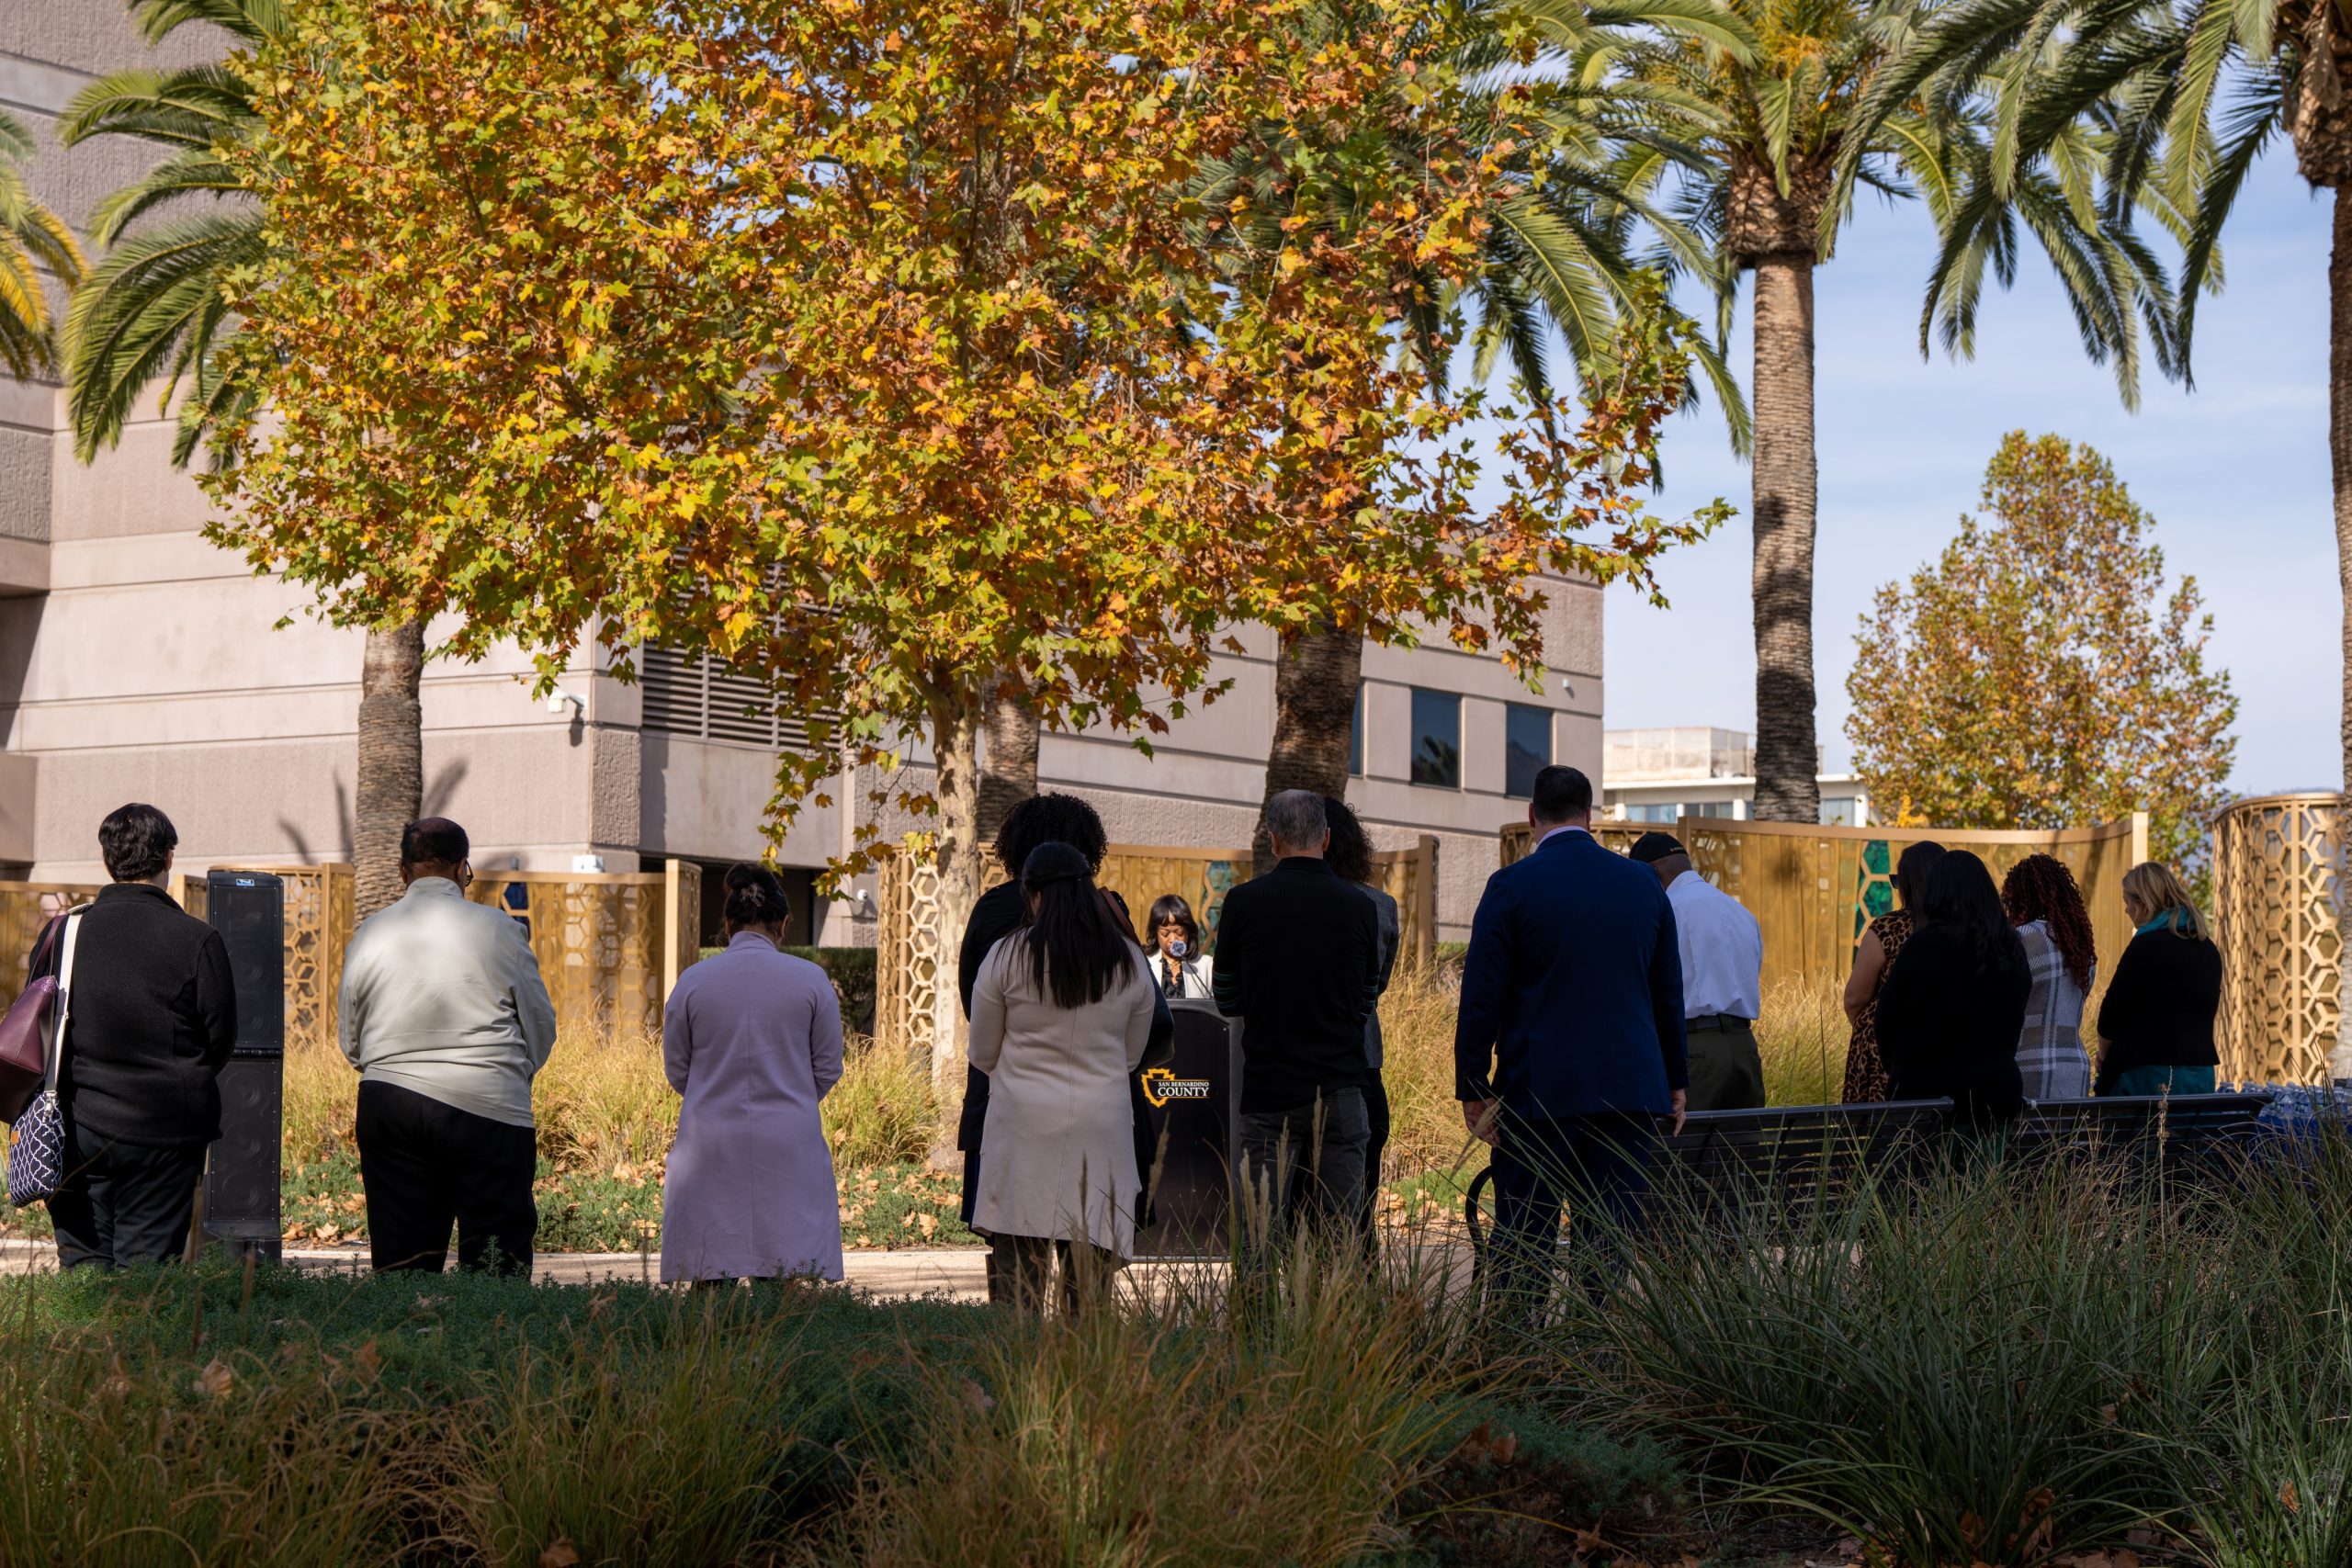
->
<box><xmin>1684</xmin><ymin>1019</ymin><xmax>1766</xmax><ymax>1112</ymax></box>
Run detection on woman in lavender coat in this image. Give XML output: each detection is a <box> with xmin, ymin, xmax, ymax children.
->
<box><xmin>660</xmin><ymin>863</ymin><xmax>844</xmax><ymax>1284</ymax></box>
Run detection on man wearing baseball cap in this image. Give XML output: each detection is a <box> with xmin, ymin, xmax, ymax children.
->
<box><xmin>1629</xmin><ymin>832</ymin><xmax>1767</xmax><ymax>1112</ymax></box>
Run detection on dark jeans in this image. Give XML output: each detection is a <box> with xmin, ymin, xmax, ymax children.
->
<box><xmin>1238</xmin><ymin>1086</ymin><xmax>1371</xmax><ymax>1247</ymax></box>
<box><xmin>988</xmin><ymin>1234</ymin><xmax>1115</xmax><ymax>1314</ymax></box>
<box><xmin>50</xmin><ymin>1122</ymin><xmax>205</xmax><ymax>1270</ymax></box>
<box><xmin>356</xmin><ymin>1080</ymin><xmax>537</xmax><ymax>1275</ymax></box>
<box><xmin>1487</xmin><ymin>1111</ymin><xmax>1656</xmax><ymax>1319</ymax></box>
<box><xmin>1356</xmin><ymin>1071</ymin><xmax>1391</xmax><ymax>1247</ymax></box>
<box><xmin>1685</xmin><ymin>1020</ymin><xmax>1766</xmax><ymax>1112</ymax></box>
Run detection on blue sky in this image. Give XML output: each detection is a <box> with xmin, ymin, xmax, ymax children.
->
<box><xmin>1606</xmin><ymin>153</ymin><xmax>2334</xmax><ymax>794</ymax></box>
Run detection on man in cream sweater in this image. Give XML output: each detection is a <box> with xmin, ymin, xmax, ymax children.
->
<box><xmin>339</xmin><ymin>818</ymin><xmax>557</xmax><ymax>1274</ymax></box>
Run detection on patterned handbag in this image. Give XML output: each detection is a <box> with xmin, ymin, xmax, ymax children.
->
<box><xmin>7</xmin><ymin>911</ymin><xmax>83</xmax><ymax>1208</ymax></box>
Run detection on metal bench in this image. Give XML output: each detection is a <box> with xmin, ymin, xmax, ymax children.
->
<box><xmin>1463</xmin><ymin>1099</ymin><xmax>1954</xmax><ymax>1269</ymax></box>
<box><xmin>2007</xmin><ymin>1091</ymin><xmax>2275</xmax><ymax>1179</ymax></box>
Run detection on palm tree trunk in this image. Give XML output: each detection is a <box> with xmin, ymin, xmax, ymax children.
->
<box><xmin>1749</xmin><ymin>254</ymin><xmax>1822</xmax><ymax>825</ymax></box>
<box><xmin>1257</xmin><ymin>618</ymin><xmax>1362</xmax><ymax>873</ymax></box>
<box><xmin>927</xmin><ymin>681</ymin><xmax>987</xmax><ymax>1160</ymax></box>
<box><xmin>2332</xmin><ymin>186</ymin><xmax>2352</xmax><ymax>1080</ymax></box>
<box><xmin>975</xmin><ymin>673</ymin><xmax>1039</xmax><ymax>850</ymax></box>
<box><xmin>354</xmin><ymin>617</ymin><xmax>426</xmax><ymax>919</ymax></box>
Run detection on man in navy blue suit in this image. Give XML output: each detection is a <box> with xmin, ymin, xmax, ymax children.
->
<box><xmin>1455</xmin><ymin>764</ymin><xmax>1688</xmax><ymax>1315</ymax></box>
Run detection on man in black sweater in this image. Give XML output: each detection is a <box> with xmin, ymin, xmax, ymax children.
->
<box><xmin>1214</xmin><ymin>790</ymin><xmax>1381</xmax><ymax>1243</ymax></box>
<box><xmin>28</xmin><ymin>803</ymin><xmax>235</xmax><ymax>1269</ymax></box>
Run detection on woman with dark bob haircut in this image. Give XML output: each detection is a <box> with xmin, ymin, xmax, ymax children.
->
<box><xmin>967</xmin><ymin>842</ymin><xmax>1160</xmax><ymax>1312</ymax></box>
<box><xmin>1143</xmin><ymin>893</ymin><xmax>1214</xmax><ymax>998</ymax></box>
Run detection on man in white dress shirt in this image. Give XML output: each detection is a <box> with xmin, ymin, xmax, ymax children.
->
<box><xmin>1629</xmin><ymin>832</ymin><xmax>1766</xmax><ymax>1112</ymax></box>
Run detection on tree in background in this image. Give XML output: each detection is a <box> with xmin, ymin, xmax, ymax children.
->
<box><xmin>60</xmin><ymin>0</ymin><xmax>423</xmax><ymax>915</ymax></box>
<box><xmin>205</xmin><ymin>0</ymin><xmax>1718</xmax><ymax>1087</ymax></box>
<box><xmin>1200</xmin><ymin>0</ymin><xmax>1747</xmax><ymax>864</ymax></box>
<box><xmin>1585</xmin><ymin>0</ymin><xmax>2171</xmax><ymax>824</ymax></box>
<box><xmin>0</xmin><ymin>110</ymin><xmax>84</xmax><ymax>378</ymax></box>
<box><xmin>1846</xmin><ymin>432</ymin><xmax>2236</xmax><ymax>868</ymax></box>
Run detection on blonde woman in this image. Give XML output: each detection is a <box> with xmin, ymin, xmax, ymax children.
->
<box><xmin>2092</xmin><ymin>863</ymin><xmax>2222</xmax><ymax>1097</ymax></box>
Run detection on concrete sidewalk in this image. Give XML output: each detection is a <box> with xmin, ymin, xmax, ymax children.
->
<box><xmin>0</xmin><ymin>1237</ymin><xmax>995</xmax><ymax>1303</ymax></box>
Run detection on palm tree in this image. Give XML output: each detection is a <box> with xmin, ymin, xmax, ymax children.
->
<box><xmin>1836</xmin><ymin>0</ymin><xmax>2352</xmax><ymax>1065</ymax></box>
<box><xmin>1586</xmin><ymin>0</ymin><xmax>2170</xmax><ymax>820</ymax></box>
<box><xmin>0</xmin><ymin>111</ymin><xmax>85</xmax><ymax>378</ymax></box>
<box><xmin>1194</xmin><ymin>0</ymin><xmax>1751</xmax><ymax>866</ymax></box>
<box><xmin>63</xmin><ymin>0</ymin><xmax>424</xmax><ymax>916</ymax></box>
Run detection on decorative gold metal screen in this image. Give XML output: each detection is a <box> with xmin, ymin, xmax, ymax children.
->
<box><xmin>181</xmin><ymin>864</ymin><xmax>356</xmax><ymax>1053</ymax></box>
<box><xmin>2211</xmin><ymin>793</ymin><xmax>2341</xmax><ymax>1086</ymax></box>
<box><xmin>874</xmin><ymin>837</ymin><xmax>1441</xmax><ymax>1046</ymax></box>
<box><xmin>1501</xmin><ymin>816</ymin><xmax>2146</xmax><ymax>1002</ymax></box>
<box><xmin>0</xmin><ymin>883</ymin><xmax>107</xmax><ymax>1011</ymax></box>
<box><xmin>466</xmin><ymin>864</ymin><xmax>700</xmax><ymax>1037</ymax></box>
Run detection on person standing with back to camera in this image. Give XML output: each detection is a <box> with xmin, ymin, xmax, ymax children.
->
<box><xmin>955</xmin><ymin>793</ymin><xmax>1112</xmax><ymax>1297</ymax></box>
<box><xmin>660</xmin><ymin>863</ymin><xmax>844</xmax><ymax>1285</ymax></box>
<box><xmin>338</xmin><ymin>818</ymin><xmax>557</xmax><ymax>1275</ymax></box>
<box><xmin>26</xmin><ymin>803</ymin><xmax>236</xmax><ymax>1270</ymax></box>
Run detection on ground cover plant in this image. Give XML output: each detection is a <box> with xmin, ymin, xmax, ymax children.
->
<box><xmin>0</xmin><ymin>1238</ymin><xmax>1688</xmax><ymax>1566</ymax></box>
<box><xmin>1539</xmin><ymin>1129</ymin><xmax>2352</xmax><ymax>1566</ymax></box>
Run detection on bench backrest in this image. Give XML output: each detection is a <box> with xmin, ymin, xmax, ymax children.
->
<box><xmin>1653</xmin><ymin>1100</ymin><xmax>1954</xmax><ymax>1212</ymax></box>
<box><xmin>2010</xmin><ymin>1092</ymin><xmax>2274</xmax><ymax>1172</ymax></box>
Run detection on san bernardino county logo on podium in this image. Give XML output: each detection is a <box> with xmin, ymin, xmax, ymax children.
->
<box><xmin>1140</xmin><ymin>1067</ymin><xmax>1211</xmax><ymax>1108</ymax></box>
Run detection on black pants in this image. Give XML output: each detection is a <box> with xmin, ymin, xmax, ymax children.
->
<box><xmin>356</xmin><ymin>1080</ymin><xmax>537</xmax><ymax>1275</ymax></box>
<box><xmin>1685</xmin><ymin>1020</ymin><xmax>1767</xmax><ymax>1111</ymax></box>
<box><xmin>49</xmin><ymin>1122</ymin><xmax>205</xmax><ymax>1270</ymax></box>
<box><xmin>1487</xmin><ymin>1111</ymin><xmax>1656</xmax><ymax>1319</ymax></box>
<box><xmin>1356</xmin><ymin>1071</ymin><xmax>1391</xmax><ymax>1247</ymax></box>
<box><xmin>987</xmin><ymin>1234</ymin><xmax>1114</xmax><ymax>1315</ymax></box>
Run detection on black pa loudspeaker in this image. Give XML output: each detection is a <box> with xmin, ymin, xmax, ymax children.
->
<box><xmin>204</xmin><ymin>871</ymin><xmax>286</xmax><ymax>1261</ymax></box>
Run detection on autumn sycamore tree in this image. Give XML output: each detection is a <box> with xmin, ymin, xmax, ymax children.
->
<box><xmin>207</xmin><ymin>0</ymin><xmax>1714</xmax><ymax>1077</ymax></box>
<box><xmin>1846</xmin><ymin>433</ymin><xmax>2236</xmax><ymax>868</ymax></box>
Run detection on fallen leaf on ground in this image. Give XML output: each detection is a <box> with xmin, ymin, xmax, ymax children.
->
<box><xmin>193</xmin><ymin>1359</ymin><xmax>232</xmax><ymax>1399</ymax></box>
<box><xmin>538</xmin><ymin>1540</ymin><xmax>581</xmax><ymax>1568</ymax></box>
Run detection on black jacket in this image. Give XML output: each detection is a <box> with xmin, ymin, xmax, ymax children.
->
<box><xmin>2093</xmin><ymin>929</ymin><xmax>2222</xmax><ymax>1094</ymax></box>
<box><xmin>29</xmin><ymin>882</ymin><xmax>236</xmax><ymax>1150</ymax></box>
<box><xmin>1875</xmin><ymin>921</ymin><xmax>2029</xmax><ymax>1126</ymax></box>
<box><xmin>955</xmin><ymin>880</ymin><xmax>1028</xmax><ymax>1151</ymax></box>
<box><xmin>1212</xmin><ymin>857</ymin><xmax>1380</xmax><ymax>1115</ymax></box>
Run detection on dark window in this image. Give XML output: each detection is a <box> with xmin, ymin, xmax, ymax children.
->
<box><xmin>1349</xmin><ymin>683</ymin><xmax>1364</xmax><ymax>776</ymax></box>
<box><xmin>1504</xmin><ymin>704</ymin><xmax>1550</xmax><ymax>798</ymax></box>
<box><xmin>1409</xmin><ymin>689</ymin><xmax>1461</xmax><ymax>788</ymax></box>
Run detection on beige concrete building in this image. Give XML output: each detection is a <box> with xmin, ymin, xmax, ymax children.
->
<box><xmin>1</xmin><ymin>2</ymin><xmax>1605</xmax><ymax>944</ymax></box>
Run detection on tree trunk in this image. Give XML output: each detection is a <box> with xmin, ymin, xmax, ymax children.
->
<box><xmin>2332</xmin><ymin>186</ymin><xmax>2352</xmax><ymax>1080</ymax></box>
<box><xmin>1748</xmin><ymin>254</ymin><xmax>1823</xmax><ymax>825</ymax></box>
<box><xmin>1257</xmin><ymin>618</ymin><xmax>1362</xmax><ymax>873</ymax></box>
<box><xmin>975</xmin><ymin>672</ymin><xmax>1039</xmax><ymax>852</ymax></box>
<box><xmin>927</xmin><ymin>682</ymin><xmax>987</xmax><ymax>1160</ymax></box>
<box><xmin>354</xmin><ymin>616</ymin><xmax>427</xmax><ymax>919</ymax></box>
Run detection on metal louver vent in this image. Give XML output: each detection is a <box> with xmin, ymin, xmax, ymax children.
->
<box><xmin>638</xmin><ymin>643</ymin><xmax>826</xmax><ymax>752</ymax></box>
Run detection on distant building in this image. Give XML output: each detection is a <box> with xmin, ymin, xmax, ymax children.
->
<box><xmin>1600</xmin><ymin>727</ymin><xmax>1871</xmax><ymax>828</ymax></box>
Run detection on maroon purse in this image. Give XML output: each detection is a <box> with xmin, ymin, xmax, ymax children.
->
<box><xmin>0</xmin><ymin>916</ymin><xmax>67</xmax><ymax>1123</ymax></box>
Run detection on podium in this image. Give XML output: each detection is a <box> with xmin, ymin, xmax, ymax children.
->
<box><xmin>1132</xmin><ymin>998</ymin><xmax>1243</xmax><ymax>1258</ymax></box>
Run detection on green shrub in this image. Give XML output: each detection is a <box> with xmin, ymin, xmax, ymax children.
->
<box><xmin>786</xmin><ymin>943</ymin><xmax>878</xmax><ymax>1035</ymax></box>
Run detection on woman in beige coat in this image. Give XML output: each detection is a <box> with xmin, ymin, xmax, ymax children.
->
<box><xmin>967</xmin><ymin>840</ymin><xmax>1159</xmax><ymax>1313</ymax></box>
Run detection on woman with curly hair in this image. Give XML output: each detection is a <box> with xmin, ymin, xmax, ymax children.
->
<box><xmin>2000</xmin><ymin>854</ymin><xmax>2097</xmax><ymax>1100</ymax></box>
